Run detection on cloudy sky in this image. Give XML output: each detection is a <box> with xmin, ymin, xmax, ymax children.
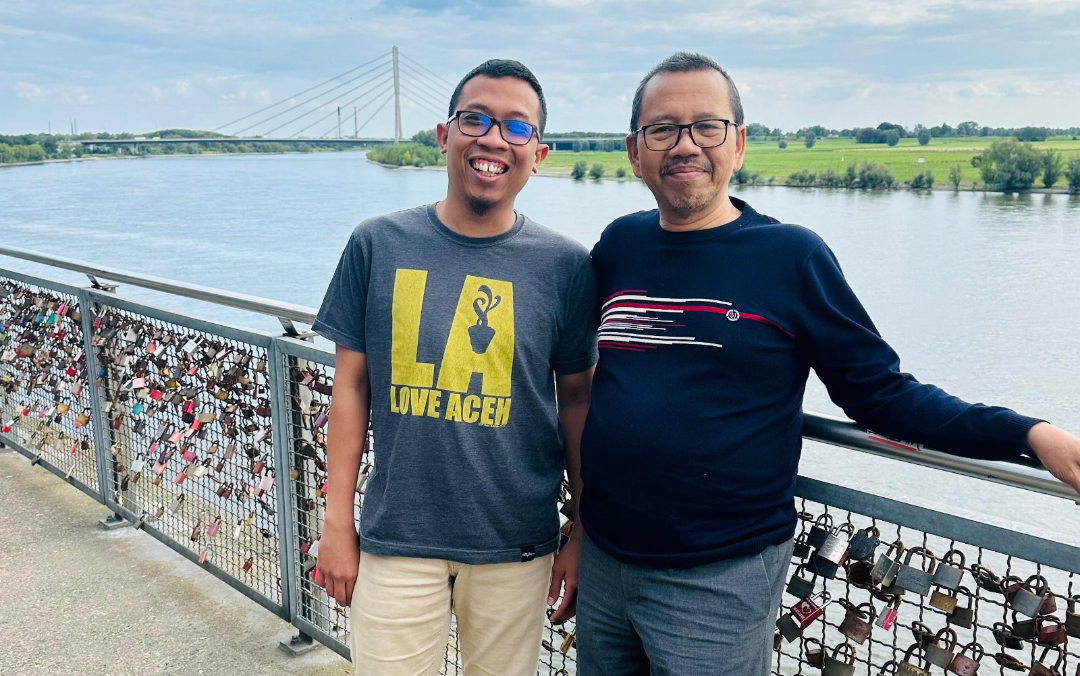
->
<box><xmin>3</xmin><ymin>0</ymin><xmax>1080</xmax><ymax>137</ymax></box>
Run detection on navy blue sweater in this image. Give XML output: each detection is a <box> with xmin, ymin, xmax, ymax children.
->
<box><xmin>579</xmin><ymin>198</ymin><xmax>1042</xmax><ymax>568</ymax></box>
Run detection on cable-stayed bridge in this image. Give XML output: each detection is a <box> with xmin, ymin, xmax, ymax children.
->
<box><xmin>80</xmin><ymin>48</ymin><xmax>621</xmax><ymax>150</ymax></box>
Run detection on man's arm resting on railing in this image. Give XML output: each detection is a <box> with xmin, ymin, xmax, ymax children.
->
<box><xmin>315</xmin><ymin>345</ymin><xmax>370</xmax><ymax>607</ymax></box>
<box><xmin>1027</xmin><ymin>422</ymin><xmax>1080</xmax><ymax>497</ymax></box>
<box><xmin>548</xmin><ymin>367</ymin><xmax>593</xmax><ymax>624</ymax></box>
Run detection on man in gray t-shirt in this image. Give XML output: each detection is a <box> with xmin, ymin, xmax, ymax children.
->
<box><xmin>312</xmin><ymin>59</ymin><xmax>597</xmax><ymax>676</ymax></box>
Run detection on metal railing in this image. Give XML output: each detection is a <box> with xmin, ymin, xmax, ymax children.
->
<box><xmin>3</xmin><ymin>247</ymin><xmax>1078</xmax><ymax>676</ymax></box>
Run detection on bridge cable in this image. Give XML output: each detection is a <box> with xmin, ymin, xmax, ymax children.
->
<box><xmin>354</xmin><ymin>92</ymin><xmax>398</xmax><ymax>135</ymax></box>
<box><xmin>316</xmin><ymin>85</ymin><xmax>395</xmax><ymax>139</ymax></box>
<box><xmin>297</xmin><ymin>81</ymin><xmax>397</xmax><ymax>138</ymax></box>
<box><xmin>398</xmin><ymin>82</ymin><xmax>450</xmax><ymax>116</ymax></box>
<box><xmin>259</xmin><ymin>73</ymin><xmax>392</xmax><ymax>137</ymax></box>
<box><xmin>399</xmin><ymin>87</ymin><xmax>452</xmax><ymax>121</ymax></box>
<box><xmin>398</xmin><ymin>78</ymin><xmax>452</xmax><ymax>112</ymax></box>
<box><xmin>399</xmin><ymin>53</ymin><xmax>456</xmax><ymax>88</ymax></box>
<box><xmin>213</xmin><ymin>51</ymin><xmax>392</xmax><ymax>133</ymax></box>
<box><xmin>235</xmin><ymin>66</ymin><xmax>393</xmax><ymax>137</ymax></box>
<box><xmin>397</xmin><ymin>65</ymin><xmax>453</xmax><ymax>102</ymax></box>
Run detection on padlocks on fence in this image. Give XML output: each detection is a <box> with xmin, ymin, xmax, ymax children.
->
<box><xmin>893</xmin><ymin>547</ymin><xmax>937</xmax><ymax>596</ymax></box>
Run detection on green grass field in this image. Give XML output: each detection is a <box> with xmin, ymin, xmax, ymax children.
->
<box><xmin>541</xmin><ymin>136</ymin><xmax>1080</xmax><ymax>188</ymax></box>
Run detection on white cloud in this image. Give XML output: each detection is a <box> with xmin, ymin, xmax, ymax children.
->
<box><xmin>14</xmin><ymin>81</ymin><xmax>91</xmax><ymax>104</ymax></box>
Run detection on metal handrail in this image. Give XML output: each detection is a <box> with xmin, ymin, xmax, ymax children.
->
<box><xmin>0</xmin><ymin>244</ymin><xmax>318</xmax><ymax>325</ymax></box>
<box><xmin>1</xmin><ymin>246</ymin><xmax>1075</xmax><ymax>503</ymax></box>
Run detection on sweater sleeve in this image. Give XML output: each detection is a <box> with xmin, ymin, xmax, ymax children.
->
<box><xmin>794</xmin><ymin>241</ymin><xmax>1042</xmax><ymax>461</ymax></box>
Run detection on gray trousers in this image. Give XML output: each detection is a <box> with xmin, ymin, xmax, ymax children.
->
<box><xmin>576</xmin><ymin>532</ymin><xmax>793</xmax><ymax>676</ymax></box>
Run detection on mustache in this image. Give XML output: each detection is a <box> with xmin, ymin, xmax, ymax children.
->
<box><xmin>660</xmin><ymin>157</ymin><xmax>712</xmax><ymax>175</ymax></box>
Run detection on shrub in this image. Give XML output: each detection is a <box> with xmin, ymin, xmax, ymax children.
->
<box><xmin>1065</xmin><ymin>157</ymin><xmax>1080</xmax><ymax>194</ymax></box>
<box><xmin>885</xmin><ymin>130</ymin><xmax>900</xmax><ymax>147</ymax></box>
<box><xmin>778</xmin><ymin>139</ymin><xmax>788</xmax><ymax>149</ymax></box>
<box><xmin>788</xmin><ymin>169</ymin><xmax>817</xmax><ymax>187</ymax></box>
<box><xmin>1042</xmin><ymin>150</ymin><xmax>1063</xmax><ymax>188</ymax></box>
<box><xmin>571</xmin><ymin>160</ymin><xmax>587</xmax><ymax>180</ymax></box>
<box><xmin>973</xmin><ymin>138</ymin><xmax>1042</xmax><ymax>191</ymax></box>
<box><xmin>843</xmin><ymin>164</ymin><xmax>858</xmax><ymax>188</ymax></box>
<box><xmin>818</xmin><ymin>168</ymin><xmax>843</xmax><ymax>188</ymax></box>
<box><xmin>589</xmin><ymin>163</ymin><xmax>605</xmax><ymax>180</ymax></box>
<box><xmin>857</xmin><ymin>162</ymin><xmax>895</xmax><ymax>189</ymax></box>
<box><xmin>917</xmin><ymin>129</ymin><xmax>931</xmax><ymax>146</ymax></box>
<box><xmin>948</xmin><ymin>164</ymin><xmax>963</xmax><ymax>190</ymax></box>
<box><xmin>615</xmin><ymin>166</ymin><xmax>626</xmax><ymax>178</ymax></box>
<box><xmin>804</xmin><ymin>132</ymin><xmax>816</xmax><ymax>149</ymax></box>
<box><xmin>910</xmin><ymin>171</ymin><xmax>935</xmax><ymax>190</ymax></box>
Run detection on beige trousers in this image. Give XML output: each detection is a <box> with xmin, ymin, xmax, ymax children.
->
<box><xmin>350</xmin><ymin>552</ymin><xmax>554</xmax><ymax>676</ymax></box>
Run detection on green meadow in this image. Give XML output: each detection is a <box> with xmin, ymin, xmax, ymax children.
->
<box><xmin>541</xmin><ymin>136</ymin><xmax>1080</xmax><ymax>188</ymax></box>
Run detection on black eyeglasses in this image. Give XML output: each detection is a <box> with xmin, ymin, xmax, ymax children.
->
<box><xmin>635</xmin><ymin>119</ymin><xmax>735</xmax><ymax>151</ymax></box>
<box><xmin>449</xmin><ymin>110</ymin><xmax>539</xmax><ymax>146</ymax></box>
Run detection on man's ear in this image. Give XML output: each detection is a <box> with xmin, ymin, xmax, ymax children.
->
<box><xmin>626</xmin><ymin>134</ymin><xmax>642</xmax><ymax>178</ymax></box>
<box><xmin>532</xmin><ymin>143</ymin><xmax>550</xmax><ymax>173</ymax></box>
<box><xmin>437</xmin><ymin>122</ymin><xmax>449</xmax><ymax>154</ymax></box>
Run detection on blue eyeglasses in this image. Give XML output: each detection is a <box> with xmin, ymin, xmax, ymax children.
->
<box><xmin>449</xmin><ymin>111</ymin><xmax>539</xmax><ymax>145</ymax></box>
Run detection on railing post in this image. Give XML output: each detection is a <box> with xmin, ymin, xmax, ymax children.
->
<box><xmin>76</xmin><ymin>286</ymin><xmax>125</xmax><ymax>528</ymax></box>
<box><xmin>269</xmin><ymin>335</ymin><xmax>317</xmax><ymax>655</ymax></box>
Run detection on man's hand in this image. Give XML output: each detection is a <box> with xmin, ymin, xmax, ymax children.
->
<box><xmin>1028</xmin><ymin>422</ymin><xmax>1080</xmax><ymax>498</ymax></box>
<box><xmin>547</xmin><ymin>531</ymin><xmax>581</xmax><ymax>624</ymax></box>
<box><xmin>314</xmin><ymin>519</ymin><xmax>361</xmax><ymax>607</ymax></box>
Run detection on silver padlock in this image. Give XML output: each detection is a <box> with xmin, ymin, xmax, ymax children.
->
<box><xmin>930</xmin><ymin>548</ymin><xmax>966</xmax><ymax>591</ymax></box>
<box><xmin>894</xmin><ymin>547</ymin><xmax>936</xmax><ymax>596</ymax></box>
<box><xmin>1010</xmin><ymin>574</ymin><xmax>1051</xmax><ymax>618</ymax></box>
<box><xmin>817</xmin><ymin>522</ymin><xmax>855</xmax><ymax>566</ymax></box>
<box><xmin>870</xmin><ymin>540</ymin><xmax>905</xmax><ymax>587</ymax></box>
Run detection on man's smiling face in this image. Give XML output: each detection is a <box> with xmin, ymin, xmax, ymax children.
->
<box><xmin>628</xmin><ymin>70</ymin><xmax>745</xmax><ymax>220</ymax></box>
<box><xmin>438</xmin><ymin>75</ymin><xmax>548</xmax><ymax>216</ymax></box>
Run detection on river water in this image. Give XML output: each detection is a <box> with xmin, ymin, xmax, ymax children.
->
<box><xmin>2</xmin><ymin>151</ymin><xmax>1079</xmax><ymax>545</ymax></box>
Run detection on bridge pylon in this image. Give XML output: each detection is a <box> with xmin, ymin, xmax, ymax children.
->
<box><xmin>392</xmin><ymin>46</ymin><xmax>402</xmax><ymax>143</ymax></box>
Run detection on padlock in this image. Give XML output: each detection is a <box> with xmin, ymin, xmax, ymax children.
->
<box><xmin>776</xmin><ymin>591</ymin><xmax>831</xmax><ymax>642</ymax></box>
<box><xmin>871</xmin><ymin>540</ymin><xmax>905</xmax><ymax>587</ymax></box>
<box><xmin>807</xmin><ymin>513</ymin><xmax>834</xmax><ymax>549</ymax></box>
<box><xmin>1035</xmin><ymin>616</ymin><xmax>1067</xmax><ymax>647</ymax></box>
<box><xmin>822</xmin><ymin>642</ymin><xmax>856</xmax><ymax>676</ymax></box>
<box><xmin>946</xmin><ymin>587</ymin><xmax>976</xmax><ymax>628</ymax></box>
<box><xmin>993</xmin><ymin>652</ymin><xmax>1027</xmax><ymax>672</ymax></box>
<box><xmin>846</xmin><ymin>559</ymin><xmax>875</xmax><ymax>589</ymax></box>
<box><xmin>894</xmin><ymin>547</ymin><xmax>936</xmax><ymax>596</ymax></box>
<box><xmin>1066</xmin><ymin>595</ymin><xmax>1080</xmax><ymax>638</ymax></box>
<box><xmin>932</xmin><ymin>548</ymin><xmax>966</xmax><ymax>591</ymax></box>
<box><xmin>992</xmin><ymin>621</ymin><xmax>1023</xmax><ymax>649</ymax></box>
<box><xmin>838</xmin><ymin>600</ymin><xmax>875</xmax><ymax>644</ymax></box>
<box><xmin>947</xmin><ymin>641</ymin><xmax>983</xmax><ymax>676</ymax></box>
<box><xmin>875</xmin><ymin>595</ymin><xmax>900</xmax><ymax>630</ymax></box>
<box><xmin>924</xmin><ymin>627</ymin><xmax>957</xmax><ymax>669</ymax></box>
<box><xmin>930</xmin><ymin>586</ymin><xmax>959</xmax><ymax>613</ymax></box>
<box><xmin>807</xmin><ymin>551</ymin><xmax>840</xmax><ymax>580</ymax></box>
<box><xmin>971</xmin><ymin>564</ymin><xmax>1003</xmax><ymax>594</ymax></box>
<box><xmin>1014</xmin><ymin>610</ymin><xmax>1038</xmax><ymax>640</ymax></box>
<box><xmin>792</xmin><ymin>532</ymin><xmax>812</xmax><ymax>560</ymax></box>
<box><xmin>897</xmin><ymin>644</ymin><xmax>932</xmax><ymax>676</ymax></box>
<box><xmin>804</xmin><ymin>637</ymin><xmax>825</xmax><ymax>668</ymax></box>
<box><xmin>817</xmin><ymin>522</ymin><xmax>855</xmax><ymax>566</ymax></box>
<box><xmin>786</xmin><ymin>564</ymin><xmax>818</xmax><ymax>599</ymax></box>
<box><xmin>1028</xmin><ymin>645</ymin><xmax>1065</xmax><ymax>676</ymax></box>
<box><xmin>1011</xmin><ymin>575</ymin><xmax>1054</xmax><ymax>618</ymax></box>
<box><xmin>910</xmin><ymin>621</ymin><xmax>935</xmax><ymax>649</ymax></box>
<box><xmin>847</xmin><ymin>526</ymin><xmax>880</xmax><ymax>561</ymax></box>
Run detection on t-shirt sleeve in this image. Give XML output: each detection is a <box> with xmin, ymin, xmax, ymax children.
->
<box><xmin>552</xmin><ymin>255</ymin><xmax>599</xmax><ymax>375</ymax></box>
<box><xmin>312</xmin><ymin>229</ymin><xmax>368</xmax><ymax>353</ymax></box>
<box><xmin>794</xmin><ymin>241</ymin><xmax>1042</xmax><ymax>461</ymax></box>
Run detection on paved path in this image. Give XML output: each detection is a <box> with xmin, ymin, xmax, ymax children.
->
<box><xmin>0</xmin><ymin>447</ymin><xmax>353</xmax><ymax>676</ymax></box>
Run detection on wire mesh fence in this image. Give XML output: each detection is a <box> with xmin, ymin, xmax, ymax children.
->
<box><xmin>84</xmin><ymin>289</ymin><xmax>287</xmax><ymax>614</ymax></box>
<box><xmin>4</xmin><ymin>261</ymin><xmax>1080</xmax><ymax>676</ymax></box>
<box><xmin>0</xmin><ymin>272</ymin><xmax>99</xmax><ymax>498</ymax></box>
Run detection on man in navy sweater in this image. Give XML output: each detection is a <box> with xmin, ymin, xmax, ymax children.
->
<box><xmin>575</xmin><ymin>52</ymin><xmax>1080</xmax><ymax>676</ymax></box>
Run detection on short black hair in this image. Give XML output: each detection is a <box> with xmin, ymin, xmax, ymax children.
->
<box><xmin>447</xmin><ymin>59</ymin><xmax>548</xmax><ymax>137</ymax></box>
<box><xmin>630</xmin><ymin>52</ymin><xmax>744</xmax><ymax>131</ymax></box>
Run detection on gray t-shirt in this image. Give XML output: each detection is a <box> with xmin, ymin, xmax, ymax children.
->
<box><xmin>313</xmin><ymin>204</ymin><xmax>598</xmax><ymax>564</ymax></box>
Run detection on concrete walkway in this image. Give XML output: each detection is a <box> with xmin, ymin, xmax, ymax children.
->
<box><xmin>0</xmin><ymin>447</ymin><xmax>353</xmax><ymax>676</ymax></box>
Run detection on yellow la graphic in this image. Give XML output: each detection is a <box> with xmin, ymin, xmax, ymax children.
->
<box><xmin>390</xmin><ymin>270</ymin><xmax>514</xmax><ymax>426</ymax></box>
